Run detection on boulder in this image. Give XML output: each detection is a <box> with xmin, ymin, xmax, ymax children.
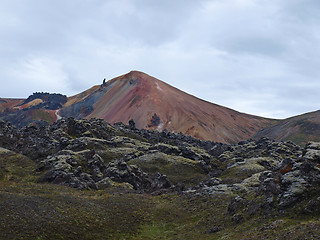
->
<box><xmin>104</xmin><ymin>160</ymin><xmax>152</xmax><ymax>190</ymax></box>
<box><xmin>150</xmin><ymin>172</ymin><xmax>172</xmax><ymax>192</ymax></box>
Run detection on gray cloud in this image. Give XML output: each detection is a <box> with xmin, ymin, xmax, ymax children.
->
<box><xmin>0</xmin><ymin>0</ymin><xmax>319</xmax><ymax>119</ymax></box>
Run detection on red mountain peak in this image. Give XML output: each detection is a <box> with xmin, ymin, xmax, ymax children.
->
<box><xmin>76</xmin><ymin>71</ymin><xmax>273</xmax><ymax>143</ymax></box>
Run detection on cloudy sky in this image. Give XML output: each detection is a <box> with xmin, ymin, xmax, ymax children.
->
<box><xmin>0</xmin><ymin>0</ymin><xmax>319</xmax><ymax>119</ymax></box>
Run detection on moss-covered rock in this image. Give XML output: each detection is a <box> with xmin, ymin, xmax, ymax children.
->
<box><xmin>304</xmin><ymin>142</ymin><xmax>320</xmax><ymax>162</ymax></box>
<box><xmin>0</xmin><ymin>147</ymin><xmax>38</xmax><ymax>182</ymax></box>
<box><xmin>128</xmin><ymin>152</ymin><xmax>209</xmax><ymax>186</ymax></box>
<box><xmin>1</xmin><ymin>118</ymin><xmax>320</xmax><ymax>239</ymax></box>
<box><xmin>220</xmin><ymin>157</ymin><xmax>269</xmax><ymax>184</ymax></box>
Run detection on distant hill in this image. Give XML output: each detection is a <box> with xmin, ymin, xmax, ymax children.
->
<box><xmin>19</xmin><ymin>92</ymin><xmax>67</xmax><ymax>110</ymax></box>
<box><xmin>0</xmin><ymin>93</ymin><xmax>64</xmax><ymax>128</ymax></box>
<box><xmin>254</xmin><ymin>110</ymin><xmax>320</xmax><ymax>145</ymax></box>
<box><xmin>0</xmin><ymin>98</ymin><xmax>24</xmax><ymax>113</ymax></box>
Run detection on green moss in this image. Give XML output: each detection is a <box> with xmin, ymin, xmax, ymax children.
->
<box><xmin>32</xmin><ymin>109</ymin><xmax>55</xmax><ymax>123</ymax></box>
<box><xmin>220</xmin><ymin>158</ymin><xmax>267</xmax><ymax>184</ymax></box>
<box><xmin>133</xmin><ymin>223</ymin><xmax>176</xmax><ymax>240</ymax></box>
<box><xmin>0</xmin><ymin>182</ymin><xmax>153</xmax><ymax>240</ymax></box>
<box><xmin>98</xmin><ymin>148</ymin><xmax>142</xmax><ymax>164</ymax></box>
<box><xmin>285</xmin><ymin>133</ymin><xmax>309</xmax><ymax>146</ymax></box>
<box><xmin>0</xmin><ymin>148</ymin><xmax>39</xmax><ymax>182</ymax></box>
<box><xmin>285</xmin><ymin>133</ymin><xmax>320</xmax><ymax>146</ymax></box>
<box><xmin>128</xmin><ymin>152</ymin><xmax>209</xmax><ymax>186</ymax></box>
<box><xmin>1</xmin><ymin>181</ymin><xmax>320</xmax><ymax>239</ymax></box>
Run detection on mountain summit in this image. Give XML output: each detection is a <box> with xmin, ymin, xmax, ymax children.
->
<box><xmin>1</xmin><ymin>71</ymin><xmax>319</xmax><ymax>144</ymax></box>
<box><xmin>61</xmin><ymin>71</ymin><xmax>274</xmax><ymax>143</ymax></box>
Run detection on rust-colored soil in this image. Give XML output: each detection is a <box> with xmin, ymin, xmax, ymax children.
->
<box><xmin>65</xmin><ymin>71</ymin><xmax>275</xmax><ymax>143</ymax></box>
<box><xmin>0</xmin><ymin>71</ymin><xmax>279</xmax><ymax>143</ymax></box>
<box><xmin>0</xmin><ymin>98</ymin><xmax>24</xmax><ymax>113</ymax></box>
<box><xmin>14</xmin><ymin>98</ymin><xmax>43</xmax><ymax>110</ymax></box>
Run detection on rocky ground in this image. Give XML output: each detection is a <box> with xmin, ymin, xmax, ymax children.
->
<box><xmin>1</xmin><ymin>118</ymin><xmax>320</xmax><ymax>239</ymax></box>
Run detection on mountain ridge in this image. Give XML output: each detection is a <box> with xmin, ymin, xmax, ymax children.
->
<box><xmin>0</xmin><ymin>70</ymin><xmax>319</xmax><ymax>145</ymax></box>
<box><xmin>254</xmin><ymin>110</ymin><xmax>320</xmax><ymax>145</ymax></box>
<box><xmin>60</xmin><ymin>70</ymin><xmax>275</xmax><ymax>143</ymax></box>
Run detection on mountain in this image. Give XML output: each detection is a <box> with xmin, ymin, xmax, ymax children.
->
<box><xmin>61</xmin><ymin>71</ymin><xmax>275</xmax><ymax>143</ymax></box>
<box><xmin>0</xmin><ymin>98</ymin><xmax>24</xmax><ymax>112</ymax></box>
<box><xmin>1</xmin><ymin>72</ymin><xmax>320</xmax><ymax>238</ymax></box>
<box><xmin>254</xmin><ymin>110</ymin><xmax>320</xmax><ymax>145</ymax></box>
<box><xmin>0</xmin><ymin>93</ymin><xmax>65</xmax><ymax>128</ymax></box>
<box><xmin>1</xmin><ymin>70</ymin><xmax>319</xmax><ymax>145</ymax></box>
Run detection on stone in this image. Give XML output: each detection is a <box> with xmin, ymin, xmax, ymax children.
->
<box><xmin>104</xmin><ymin>160</ymin><xmax>152</xmax><ymax>190</ymax></box>
<box><xmin>304</xmin><ymin>197</ymin><xmax>320</xmax><ymax>214</ymax></box>
<box><xmin>232</xmin><ymin>214</ymin><xmax>244</xmax><ymax>224</ymax></box>
<box><xmin>150</xmin><ymin>172</ymin><xmax>171</xmax><ymax>191</ymax></box>
<box><xmin>128</xmin><ymin>119</ymin><xmax>136</xmax><ymax>130</ymax></box>
<box><xmin>208</xmin><ymin>226</ymin><xmax>223</xmax><ymax>233</ymax></box>
<box><xmin>2</xmin><ymin>116</ymin><xmax>320</xmax><ymax>212</ymax></box>
<box><xmin>241</xmin><ymin>172</ymin><xmax>262</xmax><ymax>188</ymax></box>
<box><xmin>152</xmin><ymin>143</ymin><xmax>180</xmax><ymax>155</ymax></box>
<box><xmin>304</xmin><ymin>149</ymin><xmax>320</xmax><ymax>162</ymax></box>
<box><xmin>279</xmin><ymin>174</ymin><xmax>308</xmax><ymax>207</ymax></box>
<box><xmin>306</xmin><ymin>142</ymin><xmax>320</xmax><ymax>150</ymax></box>
<box><xmin>228</xmin><ymin>196</ymin><xmax>247</xmax><ymax>215</ymax></box>
<box><xmin>204</xmin><ymin>178</ymin><xmax>222</xmax><ymax>187</ymax></box>
<box><xmin>208</xmin><ymin>143</ymin><xmax>228</xmax><ymax>158</ymax></box>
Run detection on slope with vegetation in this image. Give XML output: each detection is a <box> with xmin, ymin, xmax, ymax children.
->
<box><xmin>1</xmin><ymin>118</ymin><xmax>320</xmax><ymax>239</ymax></box>
<box><xmin>254</xmin><ymin>110</ymin><xmax>320</xmax><ymax>146</ymax></box>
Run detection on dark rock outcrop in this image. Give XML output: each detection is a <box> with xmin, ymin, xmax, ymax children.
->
<box><xmin>1</xmin><ymin>117</ymin><xmax>320</xmax><ymax>207</ymax></box>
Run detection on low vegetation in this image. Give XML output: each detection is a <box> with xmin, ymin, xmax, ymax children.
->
<box><xmin>1</xmin><ymin>118</ymin><xmax>320</xmax><ymax>239</ymax></box>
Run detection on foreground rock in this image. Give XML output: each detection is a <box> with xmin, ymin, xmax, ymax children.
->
<box><xmin>1</xmin><ymin>117</ymin><xmax>320</xmax><ymax>239</ymax></box>
<box><xmin>1</xmin><ymin>118</ymin><xmax>320</xmax><ymax>207</ymax></box>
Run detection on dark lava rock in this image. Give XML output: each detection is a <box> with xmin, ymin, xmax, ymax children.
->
<box><xmin>232</xmin><ymin>214</ymin><xmax>244</xmax><ymax>224</ymax></box>
<box><xmin>129</xmin><ymin>119</ymin><xmax>136</xmax><ymax>130</ymax></box>
<box><xmin>150</xmin><ymin>172</ymin><xmax>172</xmax><ymax>192</ymax></box>
<box><xmin>104</xmin><ymin>160</ymin><xmax>152</xmax><ymax>190</ymax></box>
<box><xmin>304</xmin><ymin>197</ymin><xmax>320</xmax><ymax>214</ymax></box>
<box><xmin>208</xmin><ymin>226</ymin><xmax>223</xmax><ymax>234</ymax></box>
<box><xmin>304</xmin><ymin>142</ymin><xmax>320</xmax><ymax>162</ymax></box>
<box><xmin>2</xmin><ymin>116</ymin><xmax>320</xmax><ymax>210</ymax></box>
<box><xmin>207</xmin><ymin>143</ymin><xmax>228</xmax><ymax>158</ymax></box>
<box><xmin>228</xmin><ymin>196</ymin><xmax>248</xmax><ymax>216</ymax></box>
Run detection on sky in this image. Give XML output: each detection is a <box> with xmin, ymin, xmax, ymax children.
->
<box><xmin>0</xmin><ymin>0</ymin><xmax>319</xmax><ymax>119</ymax></box>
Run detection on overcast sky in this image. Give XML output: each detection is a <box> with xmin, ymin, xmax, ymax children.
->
<box><xmin>0</xmin><ymin>0</ymin><xmax>319</xmax><ymax>119</ymax></box>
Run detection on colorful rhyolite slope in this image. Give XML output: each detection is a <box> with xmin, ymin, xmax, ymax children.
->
<box><xmin>0</xmin><ymin>98</ymin><xmax>59</xmax><ymax>128</ymax></box>
<box><xmin>2</xmin><ymin>71</ymin><xmax>320</xmax><ymax>144</ymax></box>
<box><xmin>61</xmin><ymin>71</ymin><xmax>275</xmax><ymax>143</ymax></box>
<box><xmin>0</xmin><ymin>98</ymin><xmax>24</xmax><ymax>112</ymax></box>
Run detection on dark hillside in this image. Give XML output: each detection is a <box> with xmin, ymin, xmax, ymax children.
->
<box><xmin>21</xmin><ymin>92</ymin><xmax>67</xmax><ymax>110</ymax></box>
<box><xmin>254</xmin><ymin>110</ymin><xmax>320</xmax><ymax>145</ymax></box>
